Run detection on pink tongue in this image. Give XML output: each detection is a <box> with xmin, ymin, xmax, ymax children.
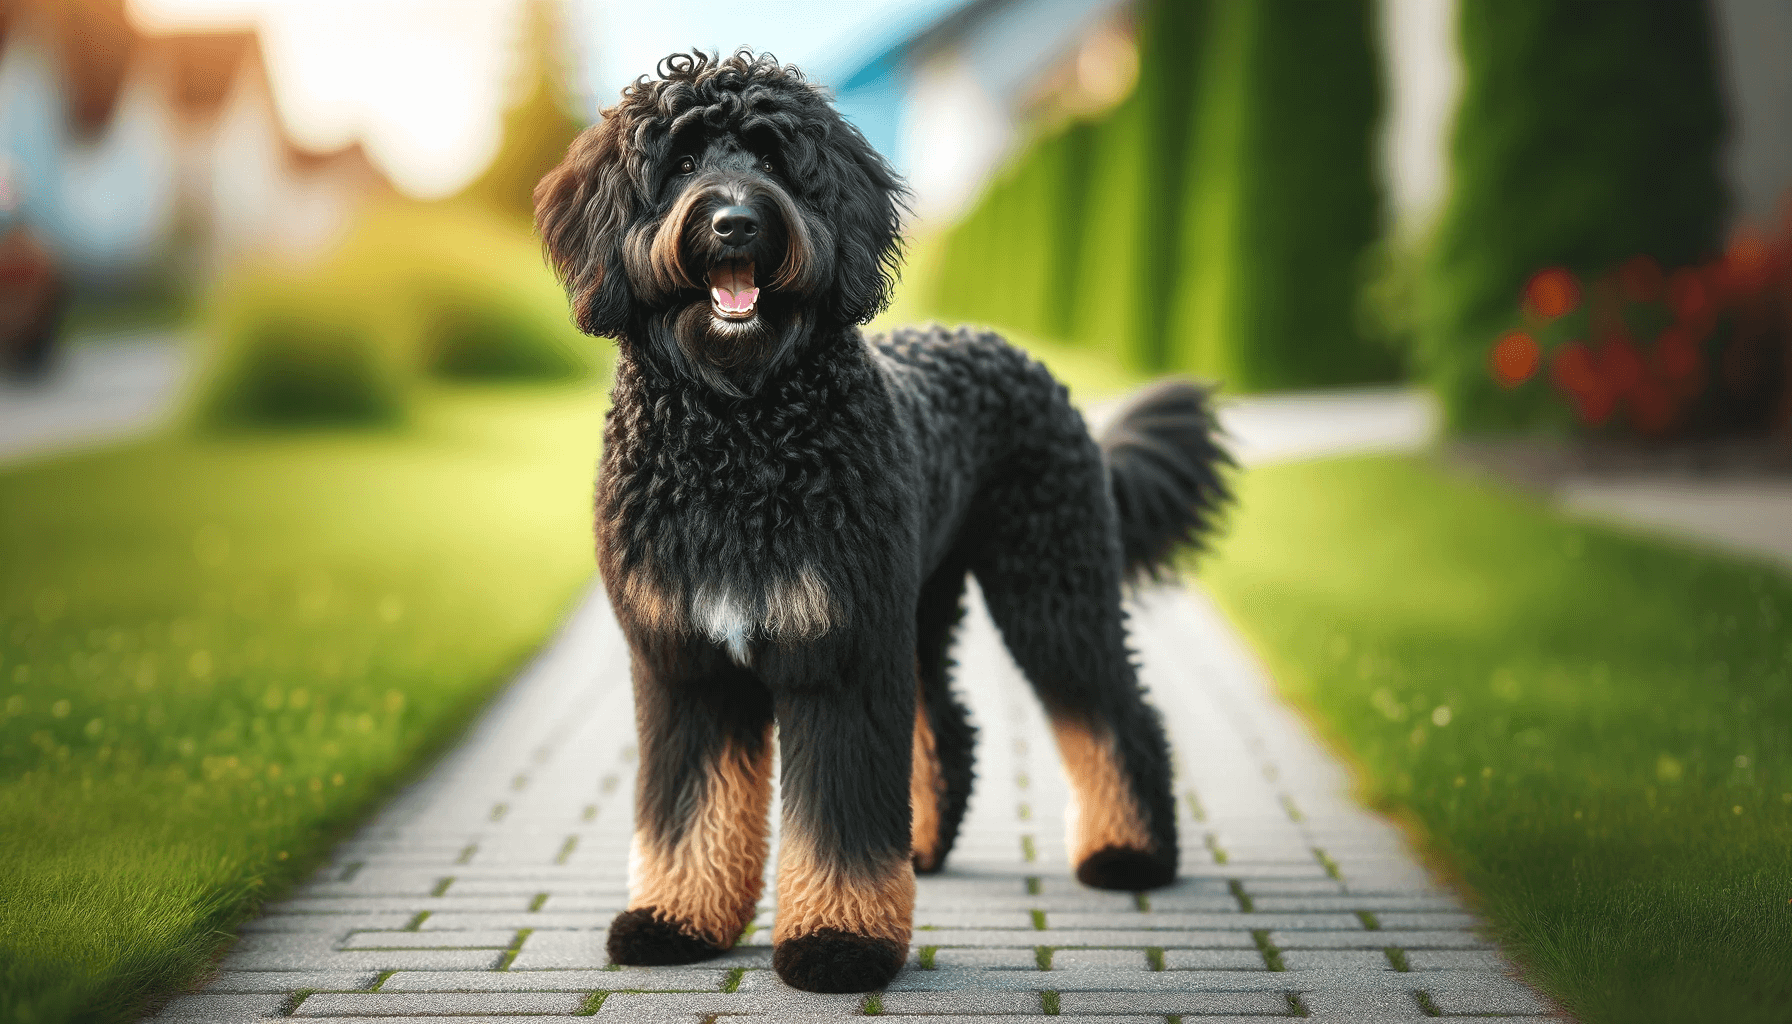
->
<box><xmin>711</xmin><ymin>286</ymin><xmax>759</xmax><ymax>313</ymax></box>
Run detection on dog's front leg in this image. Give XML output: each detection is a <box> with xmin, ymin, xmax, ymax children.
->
<box><xmin>607</xmin><ymin>635</ymin><xmax>774</xmax><ymax>965</ymax></box>
<box><xmin>768</xmin><ymin>644</ymin><xmax>916</xmax><ymax>993</ymax></box>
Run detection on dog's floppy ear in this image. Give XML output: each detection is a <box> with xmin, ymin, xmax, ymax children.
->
<box><xmin>812</xmin><ymin>109</ymin><xmax>908</xmax><ymax>325</ymax></box>
<box><xmin>535</xmin><ymin>114</ymin><xmax>638</xmax><ymax>338</ymax></box>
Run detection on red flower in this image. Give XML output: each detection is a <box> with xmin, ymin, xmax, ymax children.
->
<box><xmin>1618</xmin><ymin>255</ymin><xmax>1664</xmax><ymax>303</ymax></box>
<box><xmin>1668</xmin><ymin>268</ymin><xmax>1708</xmax><ymax>322</ymax></box>
<box><xmin>1525</xmin><ymin>267</ymin><xmax>1581</xmax><ymax>320</ymax></box>
<box><xmin>1726</xmin><ymin>227</ymin><xmax>1772</xmax><ymax>296</ymax></box>
<box><xmin>1653</xmin><ymin>326</ymin><xmax>1701</xmax><ymax>381</ymax></box>
<box><xmin>1596</xmin><ymin>335</ymin><xmax>1645</xmax><ymax>396</ymax></box>
<box><xmin>1489</xmin><ymin>330</ymin><xmax>1540</xmax><ymax>388</ymax></box>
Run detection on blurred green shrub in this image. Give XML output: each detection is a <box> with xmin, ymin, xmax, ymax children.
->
<box><xmin>192</xmin><ymin>204</ymin><xmax>595</xmax><ymax>430</ymax></box>
<box><xmin>196</xmin><ymin>272</ymin><xmax>410</xmax><ymax>429</ymax></box>
<box><xmin>421</xmin><ymin>286</ymin><xmax>587</xmax><ymax>381</ymax></box>
<box><xmin>1421</xmin><ymin>0</ymin><xmax>1727</xmax><ymax>431</ymax></box>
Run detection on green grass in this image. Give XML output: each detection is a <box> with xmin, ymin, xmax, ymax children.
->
<box><xmin>1201</xmin><ymin>456</ymin><xmax>1792</xmax><ymax>1023</ymax></box>
<box><xmin>0</xmin><ymin>383</ymin><xmax>606</xmax><ymax>1022</ymax></box>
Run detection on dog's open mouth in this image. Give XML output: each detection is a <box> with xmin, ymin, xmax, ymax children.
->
<box><xmin>709</xmin><ymin>259</ymin><xmax>759</xmax><ymax>320</ymax></box>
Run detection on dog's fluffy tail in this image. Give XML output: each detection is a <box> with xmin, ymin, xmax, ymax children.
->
<box><xmin>1097</xmin><ymin>379</ymin><xmax>1233</xmax><ymax>581</ymax></box>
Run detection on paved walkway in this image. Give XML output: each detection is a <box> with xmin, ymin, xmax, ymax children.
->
<box><xmin>145</xmin><ymin>386</ymin><xmax>1559</xmax><ymax>1022</ymax></box>
<box><xmin>1560</xmin><ymin>477</ymin><xmax>1792</xmax><ymax>571</ymax></box>
<box><xmin>0</xmin><ymin>333</ymin><xmax>188</xmax><ymax>465</ymax></box>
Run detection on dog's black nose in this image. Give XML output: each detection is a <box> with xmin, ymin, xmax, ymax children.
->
<box><xmin>711</xmin><ymin>206</ymin><xmax>759</xmax><ymax>246</ymax></box>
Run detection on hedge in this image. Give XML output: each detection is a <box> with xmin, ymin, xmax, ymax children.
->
<box><xmin>1420</xmin><ymin>0</ymin><xmax>1728</xmax><ymax>431</ymax></box>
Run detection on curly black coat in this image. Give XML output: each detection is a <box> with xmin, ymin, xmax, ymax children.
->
<box><xmin>534</xmin><ymin>50</ymin><xmax>1230</xmax><ymax>995</ymax></box>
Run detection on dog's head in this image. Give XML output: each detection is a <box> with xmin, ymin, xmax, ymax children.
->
<box><xmin>535</xmin><ymin>50</ymin><xmax>906</xmax><ymax>396</ymax></box>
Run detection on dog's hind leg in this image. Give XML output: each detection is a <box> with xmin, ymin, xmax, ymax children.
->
<box><xmin>607</xmin><ymin>635</ymin><xmax>774</xmax><ymax>965</ymax></box>
<box><xmin>971</xmin><ymin>448</ymin><xmax>1179</xmax><ymax>890</ymax></box>
<box><xmin>911</xmin><ymin>562</ymin><xmax>975</xmax><ymax>874</ymax></box>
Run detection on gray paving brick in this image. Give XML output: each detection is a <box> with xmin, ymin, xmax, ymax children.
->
<box><xmin>293</xmin><ymin>992</ymin><xmax>584</xmax><ymax>1016</ymax></box>
<box><xmin>1427</xmin><ymin>983</ymin><xmax>1554</xmax><ymax>1016</ymax></box>
<box><xmin>1047</xmin><ymin>910</ymin><xmax>1355</xmax><ymax>930</ymax></box>
<box><xmin>1055</xmin><ymin>990</ymin><xmax>1287</xmax><ymax>1014</ymax></box>
<box><xmin>1377</xmin><ymin>911</ymin><xmax>1481</xmax><ymax>930</ymax></box>
<box><xmin>154</xmin><ymin>992</ymin><xmax>287</xmax><ymax>1019</ymax></box>
<box><xmin>910</xmin><ymin>910</ymin><xmax>1034</xmax><ymax>929</ymax></box>
<box><xmin>265</xmin><ymin>896</ymin><xmax>533</xmax><ymax>914</ymax></box>
<box><xmin>205</xmin><ymin>971</ymin><xmax>378</xmax><ymax>993</ymax></box>
<box><xmin>419</xmin><ymin>912</ymin><xmax>610</xmax><ymax>931</ymax></box>
<box><xmin>1251</xmin><ymin>895</ymin><xmax>1461</xmax><ymax>913</ymax></box>
<box><xmin>1274</xmin><ymin>929</ymin><xmax>1490</xmax><ymax>950</ymax></box>
<box><xmin>377</xmin><ymin>968</ymin><xmax>722</xmax><ymax>992</ymax></box>
<box><xmin>222</xmin><ymin>949</ymin><xmax>503</xmax><ymax>972</ymax></box>
<box><xmin>1050</xmin><ymin>948</ymin><xmax>1149</xmax><ymax>970</ymax></box>
<box><xmin>876</xmin><ymin>989</ymin><xmax>1042</xmax><ymax>1014</ymax></box>
<box><xmin>340</xmin><ymin>929</ymin><xmax>516</xmax><ymax>949</ymax></box>
<box><xmin>286</xmin><ymin>1019</ymin><xmax>572</xmax><ymax>1024</ymax></box>
<box><xmin>1297</xmin><ymin>989</ymin><xmax>1431</xmax><ymax>1021</ymax></box>
<box><xmin>1282</xmin><ymin>949</ymin><xmax>1396</xmax><ymax>972</ymax></box>
<box><xmin>920</xmin><ymin>928</ymin><xmax>1253</xmax><ymax>947</ymax></box>
<box><xmin>830</xmin><ymin>1018</ymin><xmax>1167</xmax><ymax>1024</ymax></box>
<box><xmin>925</xmin><ymin>947</ymin><xmax>1039</xmax><ymax>969</ymax></box>
<box><xmin>240</xmin><ymin>914</ymin><xmax>414</xmax><ymax>933</ymax></box>
<box><xmin>593</xmin><ymin>991</ymin><xmax>860</xmax><ymax>1016</ymax></box>
<box><xmin>1162</xmin><ymin>948</ymin><xmax>1269</xmax><ymax>970</ymax></box>
<box><xmin>1403</xmin><ymin>948</ymin><xmax>1510</xmax><ymax>972</ymax></box>
<box><xmin>506</xmin><ymin>930</ymin><xmax>609</xmax><ymax>969</ymax></box>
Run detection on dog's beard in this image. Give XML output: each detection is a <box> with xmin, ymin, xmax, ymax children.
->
<box><xmin>663</xmin><ymin>298</ymin><xmax>807</xmax><ymax>398</ymax></box>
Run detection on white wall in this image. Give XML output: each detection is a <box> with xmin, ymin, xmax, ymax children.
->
<box><xmin>1712</xmin><ymin>0</ymin><xmax>1792</xmax><ymax>226</ymax></box>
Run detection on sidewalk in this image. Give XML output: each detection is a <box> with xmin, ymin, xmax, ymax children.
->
<box><xmin>0</xmin><ymin>333</ymin><xmax>188</xmax><ymax>465</ymax></box>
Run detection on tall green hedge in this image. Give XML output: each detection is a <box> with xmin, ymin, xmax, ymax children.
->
<box><xmin>929</xmin><ymin>0</ymin><xmax>1390</xmax><ymax>391</ymax></box>
<box><xmin>1421</xmin><ymin>0</ymin><xmax>1728</xmax><ymax>430</ymax></box>
<box><xmin>1167</xmin><ymin>0</ymin><xmax>1393</xmax><ymax>391</ymax></box>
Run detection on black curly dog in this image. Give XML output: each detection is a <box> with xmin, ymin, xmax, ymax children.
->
<box><xmin>534</xmin><ymin>50</ymin><xmax>1230</xmax><ymax>994</ymax></box>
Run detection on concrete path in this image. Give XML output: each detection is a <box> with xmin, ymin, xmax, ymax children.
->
<box><xmin>147</xmin><ymin>385</ymin><xmax>1561</xmax><ymax>1021</ymax></box>
<box><xmin>1560</xmin><ymin>477</ymin><xmax>1792</xmax><ymax>571</ymax></box>
<box><xmin>0</xmin><ymin>333</ymin><xmax>188</xmax><ymax>465</ymax></box>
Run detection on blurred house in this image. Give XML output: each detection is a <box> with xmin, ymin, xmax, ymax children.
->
<box><xmin>830</xmin><ymin>0</ymin><xmax>1792</xmax><ymax>229</ymax></box>
<box><xmin>826</xmin><ymin>0</ymin><xmax>1131</xmax><ymax>222</ymax></box>
<box><xmin>0</xmin><ymin>0</ymin><xmax>390</xmax><ymax>289</ymax></box>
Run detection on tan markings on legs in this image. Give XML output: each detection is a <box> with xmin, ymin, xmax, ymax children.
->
<box><xmin>909</xmin><ymin>681</ymin><xmax>945</xmax><ymax>871</ymax></box>
<box><xmin>772</xmin><ymin>830</ymin><xmax>915</xmax><ymax>946</ymax></box>
<box><xmin>762</xmin><ymin>565</ymin><xmax>837</xmax><ymax>641</ymax></box>
<box><xmin>628</xmin><ymin>728</ymin><xmax>773</xmax><ymax>947</ymax></box>
<box><xmin>1049</xmin><ymin>716</ymin><xmax>1154</xmax><ymax>863</ymax></box>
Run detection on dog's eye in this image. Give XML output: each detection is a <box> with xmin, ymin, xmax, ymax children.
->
<box><xmin>676</xmin><ymin>156</ymin><xmax>696</xmax><ymax>175</ymax></box>
<box><xmin>760</xmin><ymin>157</ymin><xmax>775</xmax><ymax>174</ymax></box>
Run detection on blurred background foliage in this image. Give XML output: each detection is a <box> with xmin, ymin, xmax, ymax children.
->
<box><xmin>1420</xmin><ymin>0</ymin><xmax>1730</xmax><ymax>431</ymax></box>
<box><xmin>924</xmin><ymin>0</ymin><xmax>1786</xmax><ymax>439</ymax></box>
<box><xmin>193</xmin><ymin>204</ymin><xmax>595</xmax><ymax>430</ymax></box>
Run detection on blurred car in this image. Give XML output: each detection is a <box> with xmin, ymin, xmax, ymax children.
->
<box><xmin>0</xmin><ymin>214</ymin><xmax>64</xmax><ymax>379</ymax></box>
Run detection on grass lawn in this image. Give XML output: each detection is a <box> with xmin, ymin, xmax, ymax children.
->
<box><xmin>0</xmin><ymin>383</ymin><xmax>605</xmax><ymax>1022</ymax></box>
<box><xmin>1201</xmin><ymin>455</ymin><xmax>1792</xmax><ymax>1023</ymax></box>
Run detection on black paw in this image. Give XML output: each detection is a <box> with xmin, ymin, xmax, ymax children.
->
<box><xmin>606</xmin><ymin>908</ymin><xmax>729</xmax><ymax>965</ymax></box>
<box><xmin>1075</xmin><ymin>845</ymin><xmax>1176</xmax><ymax>891</ymax></box>
<box><xmin>772</xmin><ymin>928</ymin><xmax>906</xmax><ymax>992</ymax></box>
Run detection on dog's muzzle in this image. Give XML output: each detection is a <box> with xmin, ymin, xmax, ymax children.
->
<box><xmin>709</xmin><ymin>206</ymin><xmax>761</xmax><ymax>320</ymax></box>
<box><xmin>709</xmin><ymin>257</ymin><xmax>758</xmax><ymax>320</ymax></box>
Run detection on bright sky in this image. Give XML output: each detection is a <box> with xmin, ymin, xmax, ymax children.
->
<box><xmin>127</xmin><ymin>0</ymin><xmax>930</xmax><ymax>199</ymax></box>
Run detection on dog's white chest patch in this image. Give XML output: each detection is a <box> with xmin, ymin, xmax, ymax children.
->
<box><xmin>689</xmin><ymin>567</ymin><xmax>836</xmax><ymax>666</ymax></box>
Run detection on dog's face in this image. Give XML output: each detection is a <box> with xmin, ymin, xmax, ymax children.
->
<box><xmin>535</xmin><ymin>51</ymin><xmax>906</xmax><ymax>396</ymax></box>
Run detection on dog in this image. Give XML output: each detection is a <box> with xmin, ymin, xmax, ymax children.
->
<box><xmin>533</xmin><ymin>50</ymin><xmax>1230</xmax><ymax>994</ymax></box>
